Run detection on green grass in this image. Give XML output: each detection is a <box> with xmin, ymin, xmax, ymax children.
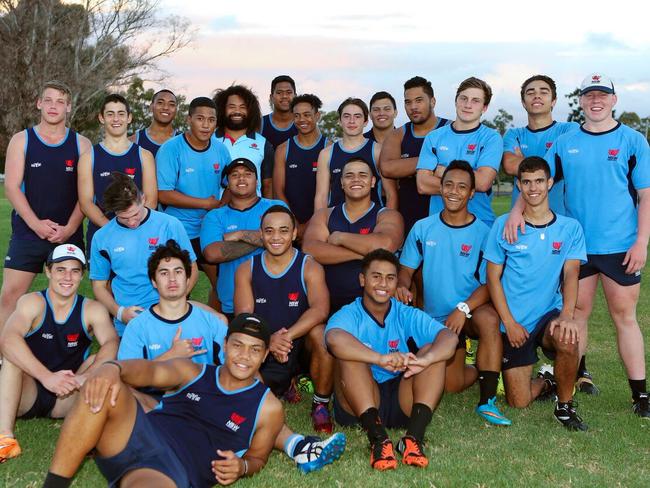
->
<box><xmin>1</xmin><ymin>187</ymin><xmax>649</xmax><ymax>487</ymax></box>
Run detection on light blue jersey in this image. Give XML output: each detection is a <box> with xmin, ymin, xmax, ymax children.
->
<box><xmin>199</xmin><ymin>198</ymin><xmax>287</xmax><ymax>313</ymax></box>
<box><xmin>90</xmin><ymin>209</ymin><xmax>196</xmax><ymax>335</ymax></box>
<box><xmin>118</xmin><ymin>304</ymin><xmax>227</xmax><ymax>364</ymax></box>
<box><xmin>547</xmin><ymin>123</ymin><xmax>650</xmax><ymax>254</ymax></box>
<box><xmin>400</xmin><ymin>212</ymin><xmax>489</xmax><ymax>322</ymax></box>
<box><xmin>503</xmin><ymin>121</ymin><xmax>578</xmax><ymax>212</ymax></box>
<box><xmin>416</xmin><ymin>123</ymin><xmax>502</xmax><ymax>226</ymax></box>
<box><xmin>325</xmin><ymin>297</ymin><xmax>445</xmax><ymax>384</ymax></box>
<box><xmin>156</xmin><ymin>134</ymin><xmax>231</xmax><ymax>238</ymax></box>
<box><xmin>484</xmin><ymin>213</ymin><xmax>586</xmax><ymax>333</ymax></box>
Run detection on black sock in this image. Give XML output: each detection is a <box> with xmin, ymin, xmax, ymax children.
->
<box><xmin>629</xmin><ymin>379</ymin><xmax>647</xmax><ymax>401</ymax></box>
<box><xmin>43</xmin><ymin>472</ymin><xmax>72</xmax><ymax>488</ymax></box>
<box><xmin>359</xmin><ymin>407</ymin><xmax>387</xmax><ymax>444</ymax></box>
<box><xmin>577</xmin><ymin>356</ymin><xmax>587</xmax><ymax>378</ymax></box>
<box><xmin>405</xmin><ymin>403</ymin><xmax>433</xmax><ymax>443</ymax></box>
<box><xmin>478</xmin><ymin>371</ymin><xmax>499</xmax><ymax>406</ymax></box>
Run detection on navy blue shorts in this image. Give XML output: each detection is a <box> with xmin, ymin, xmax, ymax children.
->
<box><xmin>95</xmin><ymin>403</ymin><xmax>190</xmax><ymax>488</ymax></box>
<box><xmin>4</xmin><ymin>237</ymin><xmax>84</xmax><ymax>273</ymax></box>
<box><xmin>20</xmin><ymin>380</ymin><xmax>56</xmax><ymax>419</ymax></box>
<box><xmin>579</xmin><ymin>252</ymin><xmax>641</xmax><ymax>286</ymax></box>
<box><xmin>260</xmin><ymin>338</ymin><xmax>305</xmax><ymax>396</ymax></box>
<box><xmin>333</xmin><ymin>375</ymin><xmax>409</xmax><ymax>429</ymax></box>
<box><xmin>501</xmin><ymin>309</ymin><xmax>559</xmax><ymax>370</ymax></box>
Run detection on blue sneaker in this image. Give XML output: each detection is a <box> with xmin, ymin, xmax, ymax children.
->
<box><xmin>476</xmin><ymin>397</ymin><xmax>512</xmax><ymax>426</ymax></box>
<box><xmin>294</xmin><ymin>432</ymin><xmax>346</xmax><ymax>473</ymax></box>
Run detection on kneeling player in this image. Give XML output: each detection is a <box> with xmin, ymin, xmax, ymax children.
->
<box><xmin>326</xmin><ymin>249</ymin><xmax>457</xmax><ymax>470</ymax></box>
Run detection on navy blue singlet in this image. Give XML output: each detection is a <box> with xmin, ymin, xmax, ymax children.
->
<box><xmin>261</xmin><ymin>114</ymin><xmax>298</xmax><ymax>149</ymax></box>
<box><xmin>284</xmin><ymin>135</ymin><xmax>327</xmax><ymax>223</ymax></box>
<box><xmin>328</xmin><ymin>140</ymin><xmax>381</xmax><ymax>207</ymax></box>
<box><xmin>135</xmin><ymin>128</ymin><xmax>174</xmax><ymax>157</ymax></box>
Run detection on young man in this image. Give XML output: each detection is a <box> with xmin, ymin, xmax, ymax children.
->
<box><xmin>397</xmin><ymin>161</ymin><xmax>510</xmax><ymax>426</ymax></box>
<box><xmin>130</xmin><ymin>89</ymin><xmax>178</xmax><ymax>157</ymax></box>
<box><xmin>0</xmin><ymin>244</ymin><xmax>118</xmax><ymax>462</ymax></box>
<box><xmin>416</xmin><ymin>77</ymin><xmax>502</xmax><ymax>227</ymax></box>
<box><xmin>0</xmin><ymin>81</ymin><xmax>90</xmax><ymax>337</ymax></box>
<box><xmin>364</xmin><ymin>91</ymin><xmax>397</xmax><ymax>144</ymax></box>
<box><xmin>157</xmin><ymin>97</ymin><xmax>231</xmax><ymax>309</ymax></box>
<box><xmin>235</xmin><ymin>206</ymin><xmax>334</xmax><ymax>432</ymax></box>
<box><xmin>261</xmin><ymin>75</ymin><xmax>298</xmax><ymax>149</ymax></box>
<box><xmin>78</xmin><ymin>94</ymin><xmax>158</xmax><ymax>248</ymax></box>
<box><xmin>314</xmin><ymin>97</ymin><xmax>396</xmax><ymax>210</ymax></box>
<box><xmin>213</xmin><ymin>85</ymin><xmax>274</xmax><ymax>197</ymax></box>
<box><xmin>380</xmin><ymin>76</ymin><xmax>450</xmax><ymax>235</ymax></box>
<box><xmin>502</xmin><ymin>75</ymin><xmax>578</xmax><ymax>213</ymax></box>
<box><xmin>486</xmin><ymin>157</ymin><xmax>588</xmax><ymax>431</ymax></box>
<box><xmin>326</xmin><ymin>249</ymin><xmax>457</xmax><ymax>470</ymax></box>
<box><xmin>303</xmin><ymin>158</ymin><xmax>404</xmax><ymax>315</ymax></box>
<box><xmin>273</xmin><ymin>94</ymin><xmax>328</xmax><ymax>240</ymax></box>
<box><xmin>90</xmin><ymin>173</ymin><xmax>197</xmax><ymax>336</ymax></box>
<box><xmin>200</xmin><ymin>159</ymin><xmax>286</xmax><ymax>318</ymax></box>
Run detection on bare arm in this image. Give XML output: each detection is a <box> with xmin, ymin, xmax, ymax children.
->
<box><xmin>474</xmin><ymin>167</ymin><xmax>497</xmax><ymax>193</ymax></box>
<box><xmin>301</xmin><ymin>208</ymin><xmax>364</xmax><ymax>264</ymax></box>
<box><xmin>328</xmin><ymin>208</ymin><xmax>404</xmax><ymax>255</ymax></box>
<box><xmin>623</xmin><ymin>187</ymin><xmax>650</xmax><ymax>274</ymax></box>
<box><xmin>502</xmin><ymin>148</ymin><xmax>524</xmax><ymax>177</ymax></box>
<box><xmin>313</xmin><ymin>146</ymin><xmax>332</xmax><ymax>211</ymax></box>
<box><xmin>374</xmin><ymin>143</ymin><xmax>398</xmax><ymax>209</ymax></box>
<box><xmin>286</xmin><ymin>258</ymin><xmax>329</xmax><ymax>340</ymax></box>
<box><xmin>203</xmin><ymin>241</ymin><xmax>259</xmax><ymax>264</ymax></box>
<box><xmin>187</xmin><ymin>262</ymin><xmax>199</xmax><ymax>294</ymax></box>
<box><xmin>560</xmin><ymin>260</ymin><xmax>581</xmax><ymax>319</ymax></box>
<box><xmin>415</xmin><ymin>168</ymin><xmax>441</xmax><ymax>196</ymax></box>
<box><xmin>158</xmin><ymin>190</ymin><xmax>221</xmax><ymax>211</ymax></box>
<box><xmin>233</xmin><ymin>260</ymin><xmax>255</xmax><ymax>314</ymax></box>
<box><xmin>82</xmin><ymin>300</ymin><xmax>119</xmax><ymax>373</ymax></box>
<box><xmin>486</xmin><ymin>262</ymin><xmax>517</xmax><ymax>327</ymax></box>
<box><xmin>325</xmin><ymin>328</ymin><xmax>383</xmax><ymax>364</ymax></box>
<box><xmin>380</xmin><ymin>128</ymin><xmax>416</xmax><ymax>178</ymax></box>
<box><xmin>91</xmin><ymin>280</ymin><xmax>120</xmax><ymax>318</ymax></box>
<box><xmin>140</xmin><ymin>149</ymin><xmax>158</xmax><ymax>208</ymax></box>
<box><xmin>78</xmin><ymin>151</ymin><xmax>109</xmax><ymax>228</ymax></box>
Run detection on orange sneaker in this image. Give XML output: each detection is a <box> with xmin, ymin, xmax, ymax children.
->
<box><xmin>370</xmin><ymin>438</ymin><xmax>397</xmax><ymax>471</ymax></box>
<box><xmin>397</xmin><ymin>435</ymin><xmax>428</xmax><ymax>468</ymax></box>
<box><xmin>0</xmin><ymin>434</ymin><xmax>21</xmax><ymax>463</ymax></box>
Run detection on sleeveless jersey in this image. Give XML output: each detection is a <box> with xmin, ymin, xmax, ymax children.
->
<box><xmin>12</xmin><ymin>128</ymin><xmax>82</xmax><ymax>242</ymax></box>
<box><xmin>149</xmin><ymin>365</ymin><xmax>269</xmax><ymax>488</ymax></box>
<box><xmin>284</xmin><ymin>135</ymin><xmax>327</xmax><ymax>223</ymax></box>
<box><xmin>251</xmin><ymin>250</ymin><xmax>309</xmax><ymax>333</ymax></box>
<box><xmin>24</xmin><ymin>290</ymin><xmax>91</xmax><ymax>372</ymax></box>
<box><xmin>261</xmin><ymin>114</ymin><xmax>298</xmax><ymax>149</ymax></box>
<box><xmin>135</xmin><ymin>128</ymin><xmax>175</xmax><ymax>157</ymax></box>
<box><xmin>327</xmin><ymin>140</ymin><xmax>382</xmax><ymax>207</ymax></box>
<box><xmin>325</xmin><ymin>202</ymin><xmax>382</xmax><ymax>298</ymax></box>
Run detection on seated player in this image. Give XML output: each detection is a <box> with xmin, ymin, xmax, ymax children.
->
<box><xmin>397</xmin><ymin>160</ymin><xmax>509</xmax><ymax>425</ymax></box>
<box><xmin>0</xmin><ymin>244</ymin><xmax>118</xmax><ymax>462</ymax></box>
<box><xmin>235</xmin><ymin>205</ymin><xmax>334</xmax><ymax>432</ymax></box>
<box><xmin>326</xmin><ymin>249</ymin><xmax>457</xmax><ymax>470</ymax></box>
<box><xmin>485</xmin><ymin>156</ymin><xmax>588</xmax><ymax>431</ymax></box>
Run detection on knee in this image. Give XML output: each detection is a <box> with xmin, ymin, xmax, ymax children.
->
<box><xmin>553</xmin><ymin>336</ymin><xmax>579</xmax><ymax>356</ymax></box>
<box><xmin>307</xmin><ymin>324</ymin><xmax>326</xmax><ymax>346</ymax></box>
<box><xmin>506</xmin><ymin>396</ymin><xmax>531</xmax><ymax>409</ymax></box>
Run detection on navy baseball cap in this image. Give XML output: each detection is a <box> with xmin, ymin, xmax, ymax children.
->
<box><xmin>227</xmin><ymin>313</ymin><xmax>271</xmax><ymax>346</ymax></box>
<box><xmin>225</xmin><ymin>158</ymin><xmax>258</xmax><ymax>178</ymax></box>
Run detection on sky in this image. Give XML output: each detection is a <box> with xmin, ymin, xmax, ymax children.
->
<box><xmin>153</xmin><ymin>0</ymin><xmax>650</xmax><ymax>127</ymax></box>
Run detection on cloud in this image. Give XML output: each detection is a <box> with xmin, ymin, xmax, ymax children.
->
<box><xmin>585</xmin><ymin>32</ymin><xmax>629</xmax><ymax>51</ymax></box>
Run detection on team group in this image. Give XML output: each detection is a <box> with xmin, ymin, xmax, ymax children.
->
<box><xmin>0</xmin><ymin>70</ymin><xmax>648</xmax><ymax>485</ymax></box>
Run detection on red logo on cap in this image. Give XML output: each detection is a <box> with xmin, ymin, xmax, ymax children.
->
<box><xmin>67</xmin><ymin>333</ymin><xmax>79</xmax><ymax>342</ymax></box>
<box><xmin>288</xmin><ymin>292</ymin><xmax>299</xmax><ymax>301</ymax></box>
<box><xmin>65</xmin><ymin>159</ymin><xmax>74</xmax><ymax>167</ymax></box>
<box><xmin>359</xmin><ymin>227</ymin><xmax>371</xmax><ymax>235</ymax></box>
<box><xmin>67</xmin><ymin>246</ymin><xmax>76</xmax><ymax>252</ymax></box>
<box><xmin>545</xmin><ymin>142</ymin><xmax>553</xmax><ymax>149</ymax></box>
<box><xmin>592</xmin><ymin>75</ymin><xmax>601</xmax><ymax>82</ymax></box>
<box><xmin>388</xmin><ymin>339</ymin><xmax>399</xmax><ymax>349</ymax></box>
<box><xmin>608</xmin><ymin>149</ymin><xmax>619</xmax><ymax>157</ymax></box>
<box><xmin>467</xmin><ymin>144</ymin><xmax>477</xmax><ymax>151</ymax></box>
<box><xmin>148</xmin><ymin>237</ymin><xmax>159</xmax><ymax>246</ymax></box>
<box><xmin>553</xmin><ymin>241</ymin><xmax>562</xmax><ymax>250</ymax></box>
<box><xmin>230</xmin><ymin>412</ymin><xmax>246</xmax><ymax>425</ymax></box>
<box><xmin>125</xmin><ymin>168</ymin><xmax>136</xmax><ymax>175</ymax></box>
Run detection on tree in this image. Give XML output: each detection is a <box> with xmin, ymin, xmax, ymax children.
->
<box><xmin>565</xmin><ymin>88</ymin><xmax>584</xmax><ymax>124</ymax></box>
<box><xmin>318</xmin><ymin>110</ymin><xmax>343</xmax><ymax>141</ymax></box>
<box><xmin>482</xmin><ymin>108</ymin><xmax>514</xmax><ymax>136</ymax></box>
<box><xmin>126</xmin><ymin>77</ymin><xmax>189</xmax><ymax>134</ymax></box>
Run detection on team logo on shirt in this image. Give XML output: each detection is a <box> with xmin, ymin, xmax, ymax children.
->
<box><xmin>552</xmin><ymin>241</ymin><xmax>562</xmax><ymax>255</ymax></box>
<box><xmin>607</xmin><ymin>149</ymin><xmax>619</xmax><ymax>161</ymax></box>
<box><xmin>255</xmin><ymin>297</ymin><xmax>267</xmax><ymax>304</ymax></box>
<box><xmin>41</xmin><ymin>333</ymin><xmax>54</xmax><ymax>340</ymax></box>
<box><xmin>312</xmin><ymin>161</ymin><xmax>318</xmax><ymax>172</ymax></box>
<box><xmin>388</xmin><ymin>339</ymin><xmax>400</xmax><ymax>353</ymax></box>
<box><xmin>289</xmin><ymin>163</ymin><xmax>298</xmax><ymax>169</ymax></box>
<box><xmin>288</xmin><ymin>292</ymin><xmax>300</xmax><ymax>307</ymax></box>
<box><xmin>66</xmin><ymin>333</ymin><xmax>79</xmax><ymax>347</ymax></box>
<box><xmin>545</xmin><ymin>142</ymin><xmax>553</xmax><ymax>149</ymax></box>
<box><xmin>213</xmin><ymin>163</ymin><xmax>220</xmax><ymax>173</ymax></box>
<box><xmin>592</xmin><ymin>75</ymin><xmax>601</xmax><ymax>83</ymax></box>
<box><xmin>460</xmin><ymin>244</ymin><xmax>472</xmax><ymax>257</ymax></box>
<box><xmin>148</xmin><ymin>237</ymin><xmax>159</xmax><ymax>250</ymax></box>
<box><xmin>466</xmin><ymin>144</ymin><xmax>477</xmax><ymax>155</ymax></box>
<box><xmin>191</xmin><ymin>337</ymin><xmax>204</xmax><ymax>351</ymax></box>
<box><xmin>125</xmin><ymin>168</ymin><xmax>136</xmax><ymax>178</ymax></box>
<box><xmin>401</xmin><ymin>153</ymin><xmax>410</xmax><ymax>158</ymax></box>
<box><xmin>148</xmin><ymin>343</ymin><xmax>162</xmax><ymax>351</ymax></box>
<box><xmin>359</xmin><ymin>227</ymin><xmax>371</xmax><ymax>235</ymax></box>
<box><xmin>186</xmin><ymin>392</ymin><xmax>201</xmax><ymax>402</ymax></box>
<box><xmin>250</xmin><ymin>143</ymin><xmax>258</xmax><ymax>149</ymax></box>
<box><xmin>65</xmin><ymin>159</ymin><xmax>75</xmax><ymax>172</ymax></box>
<box><xmin>100</xmin><ymin>171</ymin><xmax>110</xmax><ymax>177</ymax></box>
<box><xmin>332</xmin><ymin>168</ymin><xmax>341</xmax><ymax>174</ymax></box>
<box><xmin>30</xmin><ymin>162</ymin><xmax>42</xmax><ymax>168</ymax></box>
<box><xmin>226</xmin><ymin>412</ymin><xmax>246</xmax><ymax>432</ymax></box>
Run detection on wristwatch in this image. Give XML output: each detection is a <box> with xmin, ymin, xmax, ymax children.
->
<box><xmin>456</xmin><ymin>302</ymin><xmax>472</xmax><ymax>319</ymax></box>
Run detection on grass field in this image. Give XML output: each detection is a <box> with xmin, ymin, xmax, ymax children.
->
<box><xmin>1</xmin><ymin>188</ymin><xmax>649</xmax><ymax>487</ymax></box>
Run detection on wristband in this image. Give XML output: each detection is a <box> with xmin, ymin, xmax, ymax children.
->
<box><xmin>242</xmin><ymin>458</ymin><xmax>248</xmax><ymax>476</ymax></box>
<box><xmin>104</xmin><ymin>361</ymin><xmax>122</xmax><ymax>374</ymax></box>
<box><xmin>116</xmin><ymin>306</ymin><xmax>125</xmax><ymax>323</ymax></box>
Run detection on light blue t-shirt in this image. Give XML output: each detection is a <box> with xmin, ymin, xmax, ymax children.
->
<box><xmin>416</xmin><ymin>123</ymin><xmax>502</xmax><ymax>226</ymax></box>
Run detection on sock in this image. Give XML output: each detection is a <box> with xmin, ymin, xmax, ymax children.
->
<box><xmin>43</xmin><ymin>472</ymin><xmax>72</xmax><ymax>488</ymax></box>
<box><xmin>577</xmin><ymin>356</ymin><xmax>587</xmax><ymax>378</ymax></box>
<box><xmin>405</xmin><ymin>403</ymin><xmax>433</xmax><ymax>443</ymax></box>
<box><xmin>629</xmin><ymin>379</ymin><xmax>647</xmax><ymax>401</ymax></box>
<box><xmin>478</xmin><ymin>371</ymin><xmax>499</xmax><ymax>406</ymax></box>
<box><xmin>359</xmin><ymin>407</ymin><xmax>388</xmax><ymax>444</ymax></box>
<box><xmin>312</xmin><ymin>393</ymin><xmax>330</xmax><ymax>406</ymax></box>
<box><xmin>283</xmin><ymin>433</ymin><xmax>305</xmax><ymax>458</ymax></box>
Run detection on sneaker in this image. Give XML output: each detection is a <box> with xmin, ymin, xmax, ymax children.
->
<box><xmin>0</xmin><ymin>435</ymin><xmax>21</xmax><ymax>463</ymax></box>
<box><xmin>632</xmin><ymin>393</ymin><xmax>650</xmax><ymax>419</ymax></box>
<box><xmin>297</xmin><ymin>375</ymin><xmax>315</xmax><ymax>394</ymax></box>
<box><xmin>283</xmin><ymin>378</ymin><xmax>302</xmax><ymax>404</ymax></box>
<box><xmin>465</xmin><ymin>338</ymin><xmax>475</xmax><ymax>365</ymax></box>
<box><xmin>311</xmin><ymin>403</ymin><xmax>333</xmax><ymax>434</ymax></box>
<box><xmin>476</xmin><ymin>397</ymin><xmax>512</xmax><ymax>426</ymax></box>
<box><xmin>554</xmin><ymin>401</ymin><xmax>588</xmax><ymax>431</ymax></box>
<box><xmin>396</xmin><ymin>435</ymin><xmax>428</xmax><ymax>468</ymax></box>
<box><xmin>536</xmin><ymin>365</ymin><xmax>558</xmax><ymax>402</ymax></box>
<box><xmin>370</xmin><ymin>437</ymin><xmax>398</xmax><ymax>471</ymax></box>
<box><xmin>294</xmin><ymin>433</ymin><xmax>346</xmax><ymax>474</ymax></box>
<box><xmin>576</xmin><ymin>371</ymin><xmax>600</xmax><ymax>395</ymax></box>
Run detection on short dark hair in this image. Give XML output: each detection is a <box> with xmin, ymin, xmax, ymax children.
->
<box><xmin>403</xmin><ymin>76</ymin><xmax>434</xmax><ymax>98</ymax></box>
<box><xmin>369</xmin><ymin>91</ymin><xmax>396</xmax><ymax>110</ymax></box>
<box><xmin>442</xmin><ymin>160</ymin><xmax>476</xmax><ymax>191</ymax></box>
<box><xmin>518</xmin><ymin>156</ymin><xmax>551</xmax><ymax>180</ymax></box>
<box><xmin>343</xmin><ymin>157</ymin><xmax>374</xmax><ymax>174</ymax></box>
<box><xmin>361</xmin><ymin>249</ymin><xmax>400</xmax><ymax>274</ymax></box>
<box><xmin>271</xmin><ymin>75</ymin><xmax>296</xmax><ymax>93</ymax></box>
<box><xmin>213</xmin><ymin>85</ymin><xmax>262</xmax><ymax>133</ymax></box>
<box><xmin>455</xmin><ymin>77</ymin><xmax>492</xmax><ymax>106</ymax></box>
<box><xmin>102</xmin><ymin>172</ymin><xmax>142</xmax><ymax>213</ymax></box>
<box><xmin>152</xmin><ymin>89</ymin><xmax>177</xmax><ymax>103</ymax></box>
<box><xmin>520</xmin><ymin>75</ymin><xmax>557</xmax><ymax>101</ymax></box>
<box><xmin>261</xmin><ymin>205</ymin><xmax>296</xmax><ymax>229</ymax></box>
<box><xmin>189</xmin><ymin>96</ymin><xmax>217</xmax><ymax>116</ymax></box>
<box><xmin>147</xmin><ymin>239</ymin><xmax>192</xmax><ymax>281</ymax></box>
<box><xmin>101</xmin><ymin>93</ymin><xmax>130</xmax><ymax>115</ymax></box>
<box><xmin>337</xmin><ymin>97</ymin><xmax>369</xmax><ymax>121</ymax></box>
<box><xmin>290</xmin><ymin>94</ymin><xmax>322</xmax><ymax>112</ymax></box>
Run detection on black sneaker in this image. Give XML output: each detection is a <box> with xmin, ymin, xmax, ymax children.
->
<box><xmin>576</xmin><ymin>371</ymin><xmax>600</xmax><ymax>395</ymax></box>
<box><xmin>632</xmin><ymin>393</ymin><xmax>650</xmax><ymax>419</ymax></box>
<box><xmin>536</xmin><ymin>365</ymin><xmax>558</xmax><ymax>402</ymax></box>
<box><xmin>554</xmin><ymin>401</ymin><xmax>588</xmax><ymax>431</ymax></box>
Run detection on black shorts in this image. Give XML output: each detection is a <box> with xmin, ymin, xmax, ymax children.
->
<box><xmin>190</xmin><ymin>237</ymin><xmax>210</xmax><ymax>267</ymax></box>
<box><xmin>579</xmin><ymin>252</ymin><xmax>641</xmax><ymax>286</ymax></box>
<box><xmin>260</xmin><ymin>338</ymin><xmax>305</xmax><ymax>397</ymax></box>
<box><xmin>501</xmin><ymin>309</ymin><xmax>559</xmax><ymax>371</ymax></box>
<box><xmin>95</xmin><ymin>402</ymin><xmax>190</xmax><ymax>488</ymax></box>
<box><xmin>4</xmin><ymin>237</ymin><xmax>84</xmax><ymax>274</ymax></box>
<box><xmin>333</xmin><ymin>375</ymin><xmax>409</xmax><ymax>429</ymax></box>
<box><xmin>19</xmin><ymin>380</ymin><xmax>57</xmax><ymax>419</ymax></box>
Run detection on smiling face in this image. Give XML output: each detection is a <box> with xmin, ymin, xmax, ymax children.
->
<box><xmin>99</xmin><ymin>101</ymin><xmax>131</xmax><ymax>137</ymax></box>
<box><xmin>518</xmin><ymin>169</ymin><xmax>553</xmax><ymax>208</ymax></box>
<box><xmin>46</xmin><ymin>260</ymin><xmax>83</xmax><ymax>298</ymax></box>
<box><xmin>339</xmin><ymin>103</ymin><xmax>367</xmax><ymax>137</ymax></box>
<box><xmin>341</xmin><ymin>160</ymin><xmax>375</xmax><ymax>200</ymax></box>
<box><xmin>579</xmin><ymin>90</ymin><xmax>617</xmax><ymax>125</ymax></box>
<box><xmin>441</xmin><ymin>168</ymin><xmax>474</xmax><ymax>213</ymax></box>
<box><xmin>187</xmin><ymin>106</ymin><xmax>217</xmax><ymax>143</ymax></box>
<box><xmin>225</xmin><ymin>94</ymin><xmax>249</xmax><ymax>131</ymax></box>
<box><xmin>455</xmin><ymin>87</ymin><xmax>488</xmax><ymax>125</ymax></box>
<box><xmin>270</xmin><ymin>81</ymin><xmax>295</xmax><ymax>114</ymax></box>
<box><xmin>37</xmin><ymin>88</ymin><xmax>71</xmax><ymax>125</ymax></box>
<box><xmin>360</xmin><ymin>259</ymin><xmax>397</xmax><ymax>306</ymax></box>
<box><xmin>151</xmin><ymin>91</ymin><xmax>177</xmax><ymax>125</ymax></box>
<box><xmin>522</xmin><ymin>79</ymin><xmax>556</xmax><ymax>116</ymax></box>
<box><xmin>227</xmin><ymin>165</ymin><xmax>257</xmax><ymax>199</ymax></box>
<box><xmin>369</xmin><ymin>98</ymin><xmax>397</xmax><ymax>130</ymax></box>
<box><xmin>404</xmin><ymin>86</ymin><xmax>433</xmax><ymax>125</ymax></box>
<box><xmin>152</xmin><ymin>257</ymin><xmax>188</xmax><ymax>300</ymax></box>
<box><xmin>224</xmin><ymin>332</ymin><xmax>268</xmax><ymax>381</ymax></box>
<box><xmin>292</xmin><ymin>102</ymin><xmax>320</xmax><ymax>135</ymax></box>
<box><xmin>261</xmin><ymin>211</ymin><xmax>296</xmax><ymax>257</ymax></box>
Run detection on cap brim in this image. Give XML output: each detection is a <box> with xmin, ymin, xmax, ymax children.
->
<box><xmin>580</xmin><ymin>86</ymin><xmax>615</xmax><ymax>96</ymax></box>
<box><xmin>49</xmin><ymin>256</ymin><xmax>86</xmax><ymax>266</ymax></box>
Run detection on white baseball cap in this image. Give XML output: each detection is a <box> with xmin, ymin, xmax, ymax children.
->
<box><xmin>47</xmin><ymin>244</ymin><xmax>86</xmax><ymax>266</ymax></box>
<box><xmin>580</xmin><ymin>73</ymin><xmax>615</xmax><ymax>96</ymax></box>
